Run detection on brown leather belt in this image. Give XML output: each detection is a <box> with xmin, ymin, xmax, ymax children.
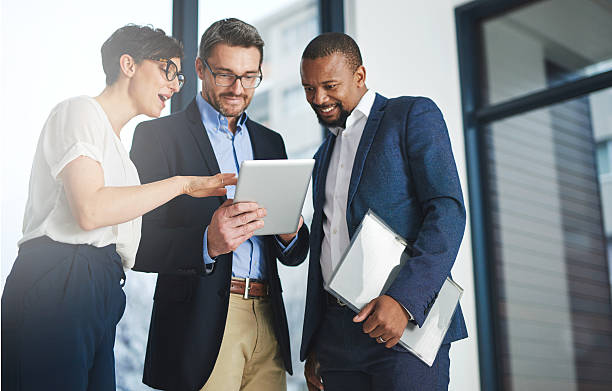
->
<box><xmin>230</xmin><ymin>277</ymin><xmax>269</xmax><ymax>299</ymax></box>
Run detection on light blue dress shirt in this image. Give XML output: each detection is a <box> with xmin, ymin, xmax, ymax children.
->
<box><xmin>197</xmin><ymin>93</ymin><xmax>296</xmax><ymax>280</ymax></box>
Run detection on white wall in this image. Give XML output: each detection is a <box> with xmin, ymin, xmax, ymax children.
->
<box><xmin>345</xmin><ymin>1</ymin><xmax>481</xmax><ymax>390</ymax></box>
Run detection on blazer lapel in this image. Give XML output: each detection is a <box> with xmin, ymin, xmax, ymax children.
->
<box><xmin>185</xmin><ymin>98</ymin><xmax>225</xmax><ymax>203</ymax></box>
<box><xmin>346</xmin><ymin>93</ymin><xmax>387</xmax><ymax>212</ymax></box>
<box><xmin>186</xmin><ymin>98</ymin><xmax>221</xmax><ymax>174</ymax></box>
<box><xmin>246</xmin><ymin>119</ymin><xmax>269</xmax><ymax>160</ymax></box>
<box><xmin>314</xmin><ymin>132</ymin><xmax>337</xmax><ymax>212</ymax></box>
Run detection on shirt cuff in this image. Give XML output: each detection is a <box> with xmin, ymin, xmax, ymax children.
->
<box><xmin>202</xmin><ymin>226</ymin><xmax>217</xmax><ymax>265</ymax></box>
<box><xmin>274</xmin><ymin>232</ymin><xmax>299</xmax><ymax>254</ymax></box>
<box><xmin>400</xmin><ymin>302</ymin><xmax>414</xmax><ymax>321</ymax></box>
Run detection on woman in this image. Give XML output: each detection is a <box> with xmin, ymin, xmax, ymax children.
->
<box><xmin>1</xmin><ymin>25</ymin><xmax>236</xmax><ymax>390</ymax></box>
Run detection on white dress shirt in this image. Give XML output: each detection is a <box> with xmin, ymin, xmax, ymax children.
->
<box><xmin>320</xmin><ymin>90</ymin><xmax>414</xmax><ymax>321</ymax></box>
<box><xmin>320</xmin><ymin>89</ymin><xmax>376</xmax><ymax>285</ymax></box>
<box><xmin>19</xmin><ymin>96</ymin><xmax>142</xmax><ymax>268</ymax></box>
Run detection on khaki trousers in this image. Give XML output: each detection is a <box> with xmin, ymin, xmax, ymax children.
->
<box><xmin>201</xmin><ymin>293</ymin><xmax>286</xmax><ymax>391</ymax></box>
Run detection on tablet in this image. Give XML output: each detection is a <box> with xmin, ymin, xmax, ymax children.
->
<box><xmin>233</xmin><ymin>159</ymin><xmax>315</xmax><ymax>235</ymax></box>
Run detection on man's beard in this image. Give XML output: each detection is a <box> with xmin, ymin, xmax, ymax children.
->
<box><xmin>312</xmin><ymin>102</ymin><xmax>351</xmax><ymax>128</ymax></box>
<box><xmin>205</xmin><ymin>88</ymin><xmax>250</xmax><ymax>118</ymax></box>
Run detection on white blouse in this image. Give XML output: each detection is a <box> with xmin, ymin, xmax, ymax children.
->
<box><xmin>19</xmin><ymin>96</ymin><xmax>142</xmax><ymax>268</ymax></box>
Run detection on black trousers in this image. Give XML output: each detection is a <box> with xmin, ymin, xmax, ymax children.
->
<box><xmin>2</xmin><ymin>236</ymin><xmax>126</xmax><ymax>390</ymax></box>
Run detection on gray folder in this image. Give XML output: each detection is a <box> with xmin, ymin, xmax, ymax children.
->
<box><xmin>325</xmin><ymin>210</ymin><xmax>463</xmax><ymax>366</ymax></box>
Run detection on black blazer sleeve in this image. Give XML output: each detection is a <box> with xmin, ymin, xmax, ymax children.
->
<box><xmin>271</xmin><ymin>224</ymin><xmax>309</xmax><ymax>267</ymax></box>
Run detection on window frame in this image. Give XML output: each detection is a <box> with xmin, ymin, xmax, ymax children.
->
<box><xmin>455</xmin><ymin>1</ymin><xmax>612</xmax><ymax>390</ymax></box>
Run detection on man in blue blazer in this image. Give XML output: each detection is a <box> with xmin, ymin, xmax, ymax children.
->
<box><xmin>130</xmin><ymin>19</ymin><xmax>309</xmax><ymax>391</ymax></box>
<box><xmin>300</xmin><ymin>33</ymin><xmax>467</xmax><ymax>391</ymax></box>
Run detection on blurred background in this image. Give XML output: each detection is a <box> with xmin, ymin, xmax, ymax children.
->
<box><xmin>1</xmin><ymin>1</ymin><xmax>611</xmax><ymax>390</ymax></box>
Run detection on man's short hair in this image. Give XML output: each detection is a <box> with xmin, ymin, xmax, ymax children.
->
<box><xmin>101</xmin><ymin>24</ymin><xmax>183</xmax><ymax>86</ymax></box>
<box><xmin>199</xmin><ymin>18</ymin><xmax>264</xmax><ymax>65</ymax></box>
<box><xmin>302</xmin><ymin>32</ymin><xmax>362</xmax><ymax>71</ymax></box>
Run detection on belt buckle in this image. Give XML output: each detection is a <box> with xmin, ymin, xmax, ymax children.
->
<box><xmin>243</xmin><ymin>277</ymin><xmax>251</xmax><ymax>299</ymax></box>
<box><xmin>336</xmin><ymin>297</ymin><xmax>346</xmax><ymax>307</ymax></box>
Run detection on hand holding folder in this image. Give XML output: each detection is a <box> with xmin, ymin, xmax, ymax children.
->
<box><xmin>353</xmin><ymin>294</ymin><xmax>413</xmax><ymax>349</ymax></box>
<box><xmin>325</xmin><ymin>210</ymin><xmax>463</xmax><ymax>366</ymax></box>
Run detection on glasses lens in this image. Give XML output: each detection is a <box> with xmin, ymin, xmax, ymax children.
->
<box><xmin>215</xmin><ymin>74</ymin><xmax>237</xmax><ymax>87</ymax></box>
<box><xmin>241</xmin><ymin>76</ymin><xmax>262</xmax><ymax>88</ymax></box>
<box><xmin>166</xmin><ymin>61</ymin><xmax>178</xmax><ymax>81</ymax></box>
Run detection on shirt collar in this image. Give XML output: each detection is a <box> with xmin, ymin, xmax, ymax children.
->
<box><xmin>328</xmin><ymin>89</ymin><xmax>376</xmax><ymax>136</ymax></box>
<box><xmin>196</xmin><ymin>92</ymin><xmax>248</xmax><ymax>134</ymax></box>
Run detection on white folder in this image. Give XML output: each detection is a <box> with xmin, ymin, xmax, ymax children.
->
<box><xmin>325</xmin><ymin>210</ymin><xmax>463</xmax><ymax>366</ymax></box>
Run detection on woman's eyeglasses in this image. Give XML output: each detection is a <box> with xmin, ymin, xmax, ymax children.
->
<box><xmin>154</xmin><ymin>58</ymin><xmax>185</xmax><ymax>89</ymax></box>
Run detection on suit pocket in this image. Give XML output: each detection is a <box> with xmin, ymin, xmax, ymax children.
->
<box><xmin>153</xmin><ymin>274</ymin><xmax>194</xmax><ymax>302</ymax></box>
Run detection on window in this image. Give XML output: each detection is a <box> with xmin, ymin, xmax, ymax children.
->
<box><xmin>281</xmin><ymin>17</ymin><xmax>318</xmax><ymax>54</ymax></box>
<box><xmin>485</xmin><ymin>89</ymin><xmax>612</xmax><ymax>390</ymax></box>
<box><xmin>481</xmin><ymin>0</ymin><xmax>612</xmax><ymax>105</ymax></box>
<box><xmin>248</xmin><ymin>90</ymin><xmax>271</xmax><ymax>125</ymax></box>
<box><xmin>597</xmin><ymin>140</ymin><xmax>612</xmax><ymax>176</ymax></box>
<box><xmin>457</xmin><ymin>1</ymin><xmax>612</xmax><ymax>390</ymax></box>
<box><xmin>282</xmin><ymin>85</ymin><xmax>306</xmax><ymax>117</ymax></box>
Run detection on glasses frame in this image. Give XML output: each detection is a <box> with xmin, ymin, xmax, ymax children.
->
<box><xmin>154</xmin><ymin>58</ymin><xmax>185</xmax><ymax>89</ymax></box>
<box><xmin>202</xmin><ymin>59</ymin><xmax>263</xmax><ymax>89</ymax></box>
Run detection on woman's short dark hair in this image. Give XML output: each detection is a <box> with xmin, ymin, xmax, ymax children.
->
<box><xmin>101</xmin><ymin>24</ymin><xmax>183</xmax><ymax>86</ymax></box>
<box><xmin>198</xmin><ymin>18</ymin><xmax>264</xmax><ymax>65</ymax></box>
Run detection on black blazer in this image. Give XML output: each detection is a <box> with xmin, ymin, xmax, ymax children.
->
<box><xmin>130</xmin><ymin>99</ymin><xmax>309</xmax><ymax>391</ymax></box>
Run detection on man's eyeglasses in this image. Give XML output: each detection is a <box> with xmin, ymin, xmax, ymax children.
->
<box><xmin>203</xmin><ymin>59</ymin><xmax>262</xmax><ymax>89</ymax></box>
<box><xmin>154</xmin><ymin>58</ymin><xmax>185</xmax><ymax>89</ymax></box>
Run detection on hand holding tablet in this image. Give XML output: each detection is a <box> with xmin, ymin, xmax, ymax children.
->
<box><xmin>207</xmin><ymin>200</ymin><xmax>267</xmax><ymax>258</ymax></box>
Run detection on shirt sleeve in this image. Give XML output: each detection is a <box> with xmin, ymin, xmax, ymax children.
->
<box><xmin>399</xmin><ymin>302</ymin><xmax>414</xmax><ymax>321</ymax></box>
<box><xmin>202</xmin><ymin>226</ymin><xmax>216</xmax><ymax>265</ymax></box>
<box><xmin>43</xmin><ymin>98</ymin><xmax>105</xmax><ymax>179</ymax></box>
<box><xmin>274</xmin><ymin>232</ymin><xmax>299</xmax><ymax>253</ymax></box>
<box><xmin>203</xmin><ymin>229</ymin><xmax>299</xmax><ymax>264</ymax></box>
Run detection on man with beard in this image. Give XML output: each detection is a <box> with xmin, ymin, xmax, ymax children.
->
<box><xmin>130</xmin><ymin>18</ymin><xmax>309</xmax><ymax>391</ymax></box>
<box><xmin>299</xmin><ymin>33</ymin><xmax>467</xmax><ymax>391</ymax></box>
